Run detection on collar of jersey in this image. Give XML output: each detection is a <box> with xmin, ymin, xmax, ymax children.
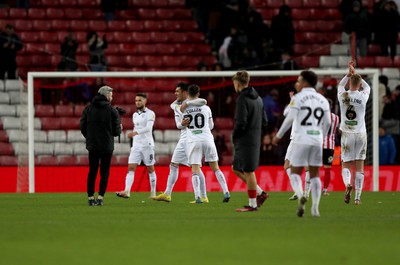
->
<box><xmin>136</xmin><ymin>107</ymin><xmax>147</xmax><ymax>114</ymax></box>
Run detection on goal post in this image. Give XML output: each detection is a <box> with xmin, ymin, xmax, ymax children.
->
<box><xmin>26</xmin><ymin>69</ymin><xmax>380</xmax><ymax>193</ymax></box>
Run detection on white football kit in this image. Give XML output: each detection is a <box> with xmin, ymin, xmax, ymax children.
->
<box><xmin>128</xmin><ymin>107</ymin><xmax>156</xmax><ymax>165</ymax></box>
<box><xmin>338</xmin><ymin>76</ymin><xmax>370</xmax><ymax>162</ymax></box>
<box><xmin>277</xmin><ymin>88</ymin><xmax>331</xmax><ymax>167</ymax></box>
<box><xmin>183</xmin><ymin>104</ymin><xmax>218</xmax><ymax>165</ymax></box>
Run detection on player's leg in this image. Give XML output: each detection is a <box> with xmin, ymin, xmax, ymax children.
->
<box><xmin>354</xmin><ymin>132</ymin><xmax>367</xmax><ymax>204</ymax></box>
<box><xmin>209</xmin><ymin>161</ymin><xmax>230</xmax><ymax>202</ymax></box>
<box><xmin>341</xmin><ymin>132</ymin><xmax>354</xmax><ymax>203</ymax></box>
<box><xmin>191</xmin><ymin>164</ymin><xmax>202</xmax><ymax>203</ymax></box>
<box><xmin>143</xmin><ymin>147</ymin><xmax>157</xmax><ymax>197</ymax></box>
<box><xmin>198</xmin><ymin>169</ymin><xmax>209</xmax><ymax>202</ymax></box>
<box><xmin>97</xmin><ymin>151</ymin><xmax>113</xmax><ymax>205</ymax></box>
<box><xmin>87</xmin><ymin>150</ymin><xmax>100</xmax><ymax>205</ymax></box>
<box><xmin>309</xmin><ymin>145</ymin><xmax>323</xmax><ymax>217</ymax></box>
<box><xmin>285</xmin><ymin>141</ymin><xmax>297</xmax><ymax>200</ymax></box>
<box><xmin>116</xmin><ymin>163</ymin><xmax>137</xmax><ymax>198</ymax></box>
<box><xmin>187</xmin><ymin>142</ymin><xmax>203</xmax><ymax>203</ymax></box>
<box><xmin>304</xmin><ymin>167</ymin><xmax>311</xmax><ymax>199</ymax></box>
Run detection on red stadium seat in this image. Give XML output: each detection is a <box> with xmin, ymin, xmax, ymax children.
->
<box><xmin>137</xmin><ymin>8</ymin><xmax>156</xmax><ymax>19</ymax></box>
<box><xmin>186</xmin><ymin>32</ymin><xmax>204</xmax><ymax>42</ymax></box>
<box><xmin>32</xmin><ymin>54</ymin><xmax>52</xmax><ymax>67</ymax></box>
<box><xmin>108</xmin><ymin>56</ymin><xmax>126</xmax><ymax>67</ymax></box>
<box><xmin>151</xmin><ymin>0</ymin><xmax>169</xmax><ymax>7</ymax></box>
<box><xmin>35</xmin><ymin>105</ymin><xmax>55</xmax><ymax>117</ymax></box>
<box><xmin>153</xmin><ymin>117</ymin><xmax>176</xmax><ymax>130</ymax></box>
<box><xmin>151</xmin><ymin>104</ymin><xmax>173</xmax><ymax>117</ymax></box>
<box><xmin>113</xmin><ymin>32</ymin><xmax>133</xmax><ymax>43</ymax></box>
<box><xmin>59</xmin><ymin>0</ymin><xmax>77</xmax><ymax>6</ymax></box>
<box><xmin>162</xmin><ymin>21</ymin><xmax>180</xmax><ymax>31</ymax></box>
<box><xmin>119</xmin><ymin>43</ymin><xmax>137</xmax><ymax>54</ymax></box>
<box><xmin>315</xmin><ymin>20</ymin><xmax>342</xmax><ymax>32</ymax></box>
<box><xmin>89</xmin><ymin>20</ymin><xmax>107</xmax><ymax>32</ymax></box>
<box><xmin>39</xmin><ymin>31</ymin><xmax>57</xmax><ymax>43</ymax></box>
<box><xmin>143</xmin><ymin>55</ymin><xmax>163</xmax><ymax>67</ymax></box>
<box><xmin>309</xmin><ymin>8</ymin><xmax>329</xmax><ymax>20</ymax></box>
<box><xmin>258</xmin><ymin>8</ymin><xmax>278</xmax><ymax>20</ymax></box>
<box><xmin>0</xmin><ymin>130</ymin><xmax>9</xmax><ymax>142</ymax></box>
<box><xmin>41</xmin><ymin>117</ymin><xmax>61</xmax><ymax>130</ymax></box>
<box><xmin>356</xmin><ymin>56</ymin><xmax>375</xmax><ymax>68</ymax></box>
<box><xmin>162</xmin><ymin>55</ymin><xmax>182</xmax><ymax>67</ymax></box>
<box><xmin>37</xmin><ymin>155</ymin><xmax>58</xmax><ymax>166</ymax></box>
<box><xmin>64</xmin><ymin>8</ymin><xmax>83</xmax><ymax>19</ymax></box>
<box><xmin>0</xmin><ymin>143</ymin><xmax>14</xmax><ymax>155</ymax></box>
<box><xmin>291</xmin><ymin>8</ymin><xmax>310</xmax><ymax>20</ymax></box>
<box><xmin>125</xmin><ymin>20</ymin><xmax>144</xmax><ymax>31</ymax></box>
<box><xmin>285</xmin><ymin>0</ymin><xmax>303</xmax><ymax>8</ymax></box>
<box><xmin>70</xmin><ymin>20</ymin><xmax>89</xmax><ymax>31</ymax></box>
<box><xmin>375</xmin><ymin>56</ymin><xmax>393</xmax><ymax>68</ymax></box>
<box><xmin>150</xmin><ymin>32</ymin><xmax>169</xmax><ymax>43</ymax></box>
<box><xmin>9</xmin><ymin>8</ymin><xmax>27</xmax><ymax>18</ymax></box>
<box><xmin>294</xmin><ymin>44</ymin><xmax>310</xmax><ymax>55</ymax></box>
<box><xmin>326</xmin><ymin>8</ymin><xmax>341</xmax><ymax>19</ymax></box>
<box><xmin>0</xmin><ymin>156</ymin><xmax>18</xmax><ymax>166</ymax></box>
<box><xmin>33</xmin><ymin>20</ymin><xmax>52</xmax><ymax>31</ymax></box>
<box><xmin>299</xmin><ymin>56</ymin><xmax>320</xmax><ymax>68</ymax></box>
<box><xmin>74</xmin><ymin>105</ymin><xmax>86</xmax><ymax>117</ymax></box>
<box><xmin>393</xmin><ymin>56</ymin><xmax>400</xmax><ymax>67</ymax></box>
<box><xmin>80</xmin><ymin>8</ymin><xmax>102</xmax><ymax>19</ymax></box>
<box><xmin>77</xmin><ymin>155</ymin><xmax>89</xmax><ymax>165</ymax></box>
<box><xmin>303</xmin><ymin>0</ymin><xmax>321</xmax><ymax>8</ymax></box>
<box><xmin>60</xmin><ymin>117</ymin><xmax>80</xmax><ymax>130</ymax></box>
<box><xmin>146</xmin><ymin>93</ymin><xmax>164</xmax><ymax>104</ymax></box>
<box><xmin>156</xmin><ymin>155</ymin><xmax>172</xmax><ymax>166</ymax></box>
<box><xmin>51</xmin><ymin>20</ymin><xmax>70</xmax><ymax>31</ymax></box>
<box><xmin>16</xmin><ymin>55</ymin><xmax>32</xmax><ymax>67</ymax></box>
<box><xmin>131</xmin><ymin>32</ymin><xmax>151</xmax><ymax>42</ymax></box>
<box><xmin>195</xmin><ymin>44</ymin><xmax>211</xmax><ymax>54</ymax></box>
<box><xmin>107</xmin><ymin>21</ymin><xmax>126</xmax><ymax>31</ymax></box>
<box><xmin>136</xmin><ymin>44</ymin><xmax>156</xmax><ymax>54</ymax></box>
<box><xmin>131</xmin><ymin>0</ymin><xmax>152</xmax><ymax>7</ymax></box>
<box><xmin>46</xmin><ymin>8</ymin><xmax>64</xmax><ymax>19</ymax></box>
<box><xmin>20</xmin><ymin>31</ymin><xmax>40</xmax><ymax>43</ymax></box>
<box><xmin>250</xmin><ymin>0</ymin><xmax>268</xmax><ymax>8</ymax></box>
<box><xmin>55</xmin><ymin>105</ymin><xmax>74</xmax><ymax>117</ymax></box>
<box><xmin>0</xmin><ymin>9</ymin><xmax>7</xmax><ymax>19</ymax></box>
<box><xmin>106</xmin><ymin>43</ymin><xmax>119</xmax><ymax>54</ymax></box>
<box><xmin>58</xmin><ymin>155</ymin><xmax>78</xmax><ymax>165</ymax></box>
<box><xmin>126</xmin><ymin>55</ymin><xmax>145</xmax><ymax>67</ymax></box>
<box><xmin>293</xmin><ymin>20</ymin><xmax>316</xmax><ymax>32</ymax></box>
<box><xmin>321</xmin><ymin>0</ymin><xmax>339</xmax><ymax>8</ymax></box>
<box><xmin>14</xmin><ymin>19</ymin><xmax>32</xmax><ymax>31</ymax></box>
<box><xmin>143</xmin><ymin>20</ymin><xmax>163</xmax><ymax>31</ymax></box>
<box><xmin>44</xmin><ymin>43</ymin><xmax>59</xmax><ymax>54</ymax></box>
<box><xmin>77</xmin><ymin>0</ymin><xmax>97</xmax><ymax>6</ymax></box>
<box><xmin>168</xmin><ymin>32</ymin><xmax>188</xmax><ymax>43</ymax></box>
<box><xmin>155</xmin><ymin>44</ymin><xmax>175</xmax><ymax>54</ymax></box>
<box><xmin>41</xmin><ymin>0</ymin><xmax>60</xmax><ymax>6</ymax></box>
<box><xmin>28</xmin><ymin>8</ymin><xmax>46</xmax><ymax>19</ymax></box>
<box><xmin>156</xmin><ymin>9</ymin><xmax>174</xmax><ymax>20</ymax></box>
<box><xmin>215</xmin><ymin>118</ymin><xmax>234</xmax><ymax>129</ymax></box>
<box><xmin>367</xmin><ymin>44</ymin><xmax>381</xmax><ymax>55</ymax></box>
<box><xmin>172</xmin><ymin>8</ymin><xmax>192</xmax><ymax>19</ymax></box>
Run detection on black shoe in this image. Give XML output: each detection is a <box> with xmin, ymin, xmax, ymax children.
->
<box><xmin>222</xmin><ymin>192</ymin><xmax>230</xmax><ymax>203</ymax></box>
<box><xmin>297</xmin><ymin>196</ymin><xmax>308</xmax><ymax>217</ymax></box>
<box><xmin>88</xmin><ymin>198</ymin><xmax>96</xmax><ymax>206</ymax></box>
<box><xmin>96</xmin><ymin>199</ymin><xmax>104</xmax><ymax>206</ymax></box>
<box><xmin>257</xmin><ymin>191</ymin><xmax>269</xmax><ymax>208</ymax></box>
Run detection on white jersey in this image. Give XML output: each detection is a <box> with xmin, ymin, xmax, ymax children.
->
<box><xmin>132</xmin><ymin>107</ymin><xmax>155</xmax><ymax>147</ymax></box>
<box><xmin>323</xmin><ymin>113</ymin><xmax>339</xmax><ymax>149</ymax></box>
<box><xmin>183</xmin><ymin>104</ymin><xmax>214</xmax><ymax>143</ymax></box>
<box><xmin>170</xmin><ymin>100</ymin><xmax>188</xmax><ymax>140</ymax></box>
<box><xmin>277</xmin><ymin>88</ymin><xmax>331</xmax><ymax>146</ymax></box>
<box><xmin>337</xmin><ymin>76</ymin><xmax>370</xmax><ymax>133</ymax></box>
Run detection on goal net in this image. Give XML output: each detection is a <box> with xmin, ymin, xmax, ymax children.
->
<box><xmin>19</xmin><ymin>70</ymin><xmax>379</xmax><ymax>193</ymax></box>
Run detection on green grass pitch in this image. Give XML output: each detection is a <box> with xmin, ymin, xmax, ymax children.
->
<box><xmin>0</xmin><ymin>192</ymin><xmax>399</xmax><ymax>265</ymax></box>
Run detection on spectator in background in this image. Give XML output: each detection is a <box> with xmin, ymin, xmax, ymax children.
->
<box><xmin>379</xmin><ymin>127</ymin><xmax>396</xmax><ymax>165</ymax></box>
<box><xmin>375</xmin><ymin>0</ymin><xmax>400</xmax><ymax>57</ymax></box>
<box><xmin>226</xmin><ymin>26</ymin><xmax>248</xmax><ymax>69</ymax></box>
<box><xmin>260</xmin><ymin>133</ymin><xmax>277</xmax><ymax>165</ymax></box>
<box><xmin>58</xmin><ymin>32</ymin><xmax>78</xmax><ymax>71</ymax></box>
<box><xmin>0</xmin><ymin>24</ymin><xmax>23</xmax><ymax>80</ymax></box>
<box><xmin>262</xmin><ymin>89</ymin><xmax>282</xmax><ymax>130</ymax></box>
<box><xmin>87</xmin><ymin>31</ymin><xmax>108</xmax><ymax>71</ymax></box>
<box><xmin>344</xmin><ymin>1</ymin><xmax>371</xmax><ymax>56</ymax></box>
<box><xmin>101</xmin><ymin>0</ymin><xmax>115</xmax><ymax>22</ymax></box>
<box><xmin>340</xmin><ymin>0</ymin><xmax>361</xmax><ymax>21</ymax></box>
<box><xmin>281</xmin><ymin>51</ymin><xmax>298</xmax><ymax>70</ymax></box>
<box><xmin>243</xmin><ymin>7</ymin><xmax>270</xmax><ymax>57</ymax></box>
<box><xmin>271</xmin><ymin>5</ymin><xmax>295</xmax><ymax>55</ymax></box>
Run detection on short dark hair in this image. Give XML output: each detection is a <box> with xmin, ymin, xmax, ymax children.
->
<box><xmin>136</xmin><ymin>93</ymin><xmax>147</xmax><ymax>99</ymax></box>
<box><xmin>176</xmin><ymin>82</ymin><xmax>188</xmax><ymax>91</ymax></box>
<box><xmin>188</xmin><ymin>84</ymin><xmax>200</xmax><ymax>97</ymax></box>
<box><xmin>300</xmin><ymin>70</ymin><xmax>318</xmax><ymax>88</ymax></box>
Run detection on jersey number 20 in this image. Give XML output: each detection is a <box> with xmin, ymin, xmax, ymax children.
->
<box><xmin>184</xmin><ymin>114</ymin><xmax>205</xmax><ymax>129</ymax></box>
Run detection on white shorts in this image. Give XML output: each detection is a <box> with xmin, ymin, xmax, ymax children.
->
<box><xmin>187</xmin><ymin>141</ymin><xmax>219</xmax><ymax>165</ymax></box>
<box><xmin>285</xmin><ymin>140</ymin><xmax>294</xmax><ymax>161</ymax></box>
<box><xmin>341</xmin><ymin>132</ymin><xmax>367</xmax><ymax>162</ymax></box>
<box><xmin>171</xmin><ymin>139</ymin><xmax>189</xmax><ymax>166</ymax></box>
<box><xmin>290</xmin><ymin>143</ymin><xmax>322</xmax><ymax>167</ymax></box>
<box><xmin>128</xmin><ymin>145</ymin><xmax>156</xmax><ymax>166</ymax></box>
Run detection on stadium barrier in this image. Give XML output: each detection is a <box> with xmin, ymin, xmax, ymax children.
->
<box><xmin>2</xmin><ymin>165</ymin><xmax>399</xmax><ymax>192</ymax></box>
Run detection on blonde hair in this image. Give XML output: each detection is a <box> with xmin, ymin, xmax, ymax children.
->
<box><xmin>350</xmin><ymin>74</ymin><xmax>362</xmax><ymax>87</ymax></box>
<box><xmin>232</xmin><ymin>70</ymin><xmax>250</xmax><ymax>86</ymax></box>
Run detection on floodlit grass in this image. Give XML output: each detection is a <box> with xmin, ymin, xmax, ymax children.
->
<box><xmin>0</xmin><ymin>192</ymin><xmax>399</xmax><ymax>265</ymax></box>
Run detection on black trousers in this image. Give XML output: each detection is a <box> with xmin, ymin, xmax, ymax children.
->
<box><xmin>0</xmin><ymin>62</ymin><xmax>17</xmax><ymax>80</ymax></box>
<box><xmin>87</xmin><ymin>150</ymin><xmax>113</xmax><ymax>197</ymax></box>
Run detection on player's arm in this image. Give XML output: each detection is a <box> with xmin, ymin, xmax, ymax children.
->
<box><xmin>322</xmin><ymin>109</ymin><xmax>332</xmax><ymax>137</ymax></box>
<box><xmin>179</xmin><ymin>98</ymin><xmax>207</xmax><ymax>112</ymax></box>
<box><xmin>361</xmin><ymin>79</ymin><xmax>371</xmax><ymax>95</ymax></box>
<box><xmin>128</xmin><ymin>113</ymin><xmax>155</xmax><ymax>138</ymax></box>
<box><xmin>273</xmin><ymin>106</ymin><xmax>297</xmax><ymax>144</ymax></box>
<box><xmin>208</xmin><ymin>107</ymin><xmax>214</xmax><ymax>130</ymax></box>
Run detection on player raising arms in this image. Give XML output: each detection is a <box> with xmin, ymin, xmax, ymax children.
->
<box><xmin>152</xmin><ymin>82</ymin><xmax>210</xmax><ymax>203</ymax></box>
<box><xmin>116</xmin><ymin>93</ymin><xmax>158</xmax><ymax>199</ymax></box>
<box><xmin>182</xmin><ymin>84</ymin><xmax>230</xmax><ymax>203</ymax></box>
<box><xmin>273</xmin><ymin>70</ymin><xmax>331</xmax><ymax>217</ymax></box>
<box><xmin>338</xmin><ymin>61</ymin><xmax>371</xmax><ymax>205</ymax></box>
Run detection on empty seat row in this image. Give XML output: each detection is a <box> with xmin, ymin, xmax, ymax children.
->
<box><xmin>35</xmin><ymin>104</ymin><xmax>86</xmax><ymax>117</ymax></box>
<box><xmin>258</xmin><ymin>8</ymin><xmax>341</xmax><ymax>20</ymax></box>
<box><xmin>251</xmin><ymin>0</ymin><xmax>340</xmax><ymax>8</ymax></box>
<box><xmin>295</xmin><ymin>32</ymin><xmax>342</xmax><ymax>44</ymax></box>
<box><xmin>19</xmin><ymin>31</ymin><xmax>204</xmax><ymax>44</ymax></box>
<box><xmin>30</xmin><ymin>0</ymin><xmax>185</xmax><ymax>8</ymax></box>
<box><xmin>293</xmin><ymin>20</ymin><xmax>342</xmax><ymax>32</ymax></box>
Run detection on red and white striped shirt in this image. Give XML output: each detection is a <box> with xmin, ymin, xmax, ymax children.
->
<box><xmin>323</xmin><ymin>113</ymin><xmax>339</xmax><ymax>149</ymax></box>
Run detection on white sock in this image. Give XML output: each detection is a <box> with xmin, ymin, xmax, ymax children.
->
<box><xmin>199</xmin><ymin>169</ymin><xmax>207</xmax><ymax>198</ymax></box>
<box><xmin>342</xmin><ymin>168</ymin><xmax>351</xmax><ymax>186</ymax></box>
<box><xmin>124</xmin><ymin>171</ymin><xmax>135</xmax><ymax>195</ymax></box>
<box><xmin>355</xmin><ymin>172</ymin><xmax>364</xmax><ymax>200</ymax></box>
<box><xmin>249</xmin><ymin>198</ymin><xmax>257</xmax><ymax>208</ymax></box>
<box><xmin>310</xmin><ymin>177</ymin><xmax>322</xmax><ymax>210</ymax></box>
<box><xmin>256</xmin><ymin>185</ymin><xmax>263</xmax><ymax>195</ymax></box>
<box><xmin>289</xmin><ymin>173</ymin><xmax>303</xmax><ymax>199</ymax></box>
<box><xmin>215</xmin><ymin>169</ymin><xmax>229</xmax><ymax>195</ymax></box>
<box><xmin>285</xmin><ymin>167</ymin><xmax>291</xmax><ymax>178</ymax></box>
<box><xmin>165</xmin><ymin>164</ymin><xmax>179</xmax><ymax>196</ymax></box>
<box><xmin>149</xmin><ymin>171</ymin><xmax>157</xmax><ymax>195</ymax></box>
<box><xmin>304</xmin><ymin>171</ymin><xmax>311</xmax><ymax>198</ymax></box>
<box><xmin>192</xmin><ymin>173</ymin><xmax>200</xmax><ymax>199</ymax></box>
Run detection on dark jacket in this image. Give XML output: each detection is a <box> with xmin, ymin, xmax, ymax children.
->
<box><xmin>0</xmin><ymin>32</ymin><xmax>23</xmax><ymax>63</ymax></box>
<box><xmin>80</xmin><ymin>94</ymin><xmax>121</xmax><ymax>151</ymax></box>
<box><xmin>233</xmin><ymin>87</ymin><xmax>268</xmax><ymax>147</ymax></box>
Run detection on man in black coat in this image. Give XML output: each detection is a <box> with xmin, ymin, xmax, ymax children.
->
<box><xmin>0</xmin><ymin>24</ymin><xmax>23</xmax><ymax>79</ymax></box>
<box><xmin>80</xmin><ymin>86</ymin><xmax>121</xmax><ymax>206</ymax></box>
<box><xmin>232</xmin><ymin>71</ymin><xmax>269</xmax><ymax>212</ymax></box>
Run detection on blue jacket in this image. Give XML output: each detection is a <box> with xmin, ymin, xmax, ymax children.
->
<box><xmin>379</xmin><ymin>135</ymin><xmax>396</xmax><ymax>165</ymax></box>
